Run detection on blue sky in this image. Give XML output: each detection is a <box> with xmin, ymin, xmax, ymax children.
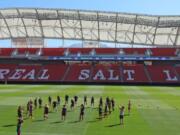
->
<box><xmin>0</xmin><ymin>0</ymin><xmax>180</xmax><ymax>48</ymax></box>
<box><xmin>0</xmin><ymin>0</ymin><xmax>180</xmax><ymax>15</ymax></box>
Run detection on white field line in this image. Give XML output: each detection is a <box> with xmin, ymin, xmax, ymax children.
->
<box><xmin>0</xmin><ymin>131</ymin><xmax>73</xmax><ymax>135</ymax></box>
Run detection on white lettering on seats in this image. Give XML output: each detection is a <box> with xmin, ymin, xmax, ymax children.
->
<box><xmin>0</xmin><ymin>69</ymin><xmax>10</xmax><ymax>79</ymax></box>
<box><xmin>8</xmin><ymin>69</ymin><xmax>25</xmax><ymax>79</ymax></box>
<box><xmin>93</xmin><ymin>70</ymin><xmax>106</xmax><ymax>80</ymax></box>
<box><xmin>38</xmin><ymin>69</ymin><xmax>49</xmax><ymax>80</ymax></box>
<box><xmin>78</xmin><ymin>69</ymin><xmax>90</xmax><ymax>80</ymax></box>
<box><xmin>123</xmin><ymin>70</ymin><xmax>135</xmax><ymax>81</ymax></box>
<box><xmin>163</xmin><ymin>70</ymin><xmax>177</xmax><ymax>81</ymax></box>
<box><xmin>108</xmin><ymin>69</ymin><xmax>119</xmax><ymax>80</ymax></box>
<box><xmin>22</xmin><ymin>69</ymin><xmax>35</xmax><ymax>80</ymax></box>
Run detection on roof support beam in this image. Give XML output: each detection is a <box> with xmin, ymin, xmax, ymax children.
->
<box><xmin>152</xmin><ymin>17</ymin><xmax>160</xmax><ymax>45</ymax></box>
<box><xmin>57</xmin><ymin>10</ymin><xmax>64</xmax><ymax>39</ymax></box>
<box><xmin>78</xmin><ymin>10</ymin><xmax>84</xmax><ymax>41</ymax></box>
<box><xmin>97</xmin><ymin>12</ymin><xmax>100</xmax><ymax>47</ymax></box>
<box><xmin>35</xmin><ymin>9</ymin><xmax>44</xmax><ymax>38</ymax></box>
<box><xmin>0</xmin><ymin>12</ymin><xmax>12</xmax><ymax>38</ymax></box>
<box><xmin>16</xmin><ymin>8</ymin><xmax>28</xmax><ymax>37</ymax></box>
<box><xmin>131</xmin><ymin>15</ymin><xmax>138</xmax><ymax>46</ymax></box>
<box><xmin>174</xmin><ymin>27</ymin><xmax>180</xmax><ymax>46</ymax></box>
<box><xmin>115</xmin><ymin>13</ymin><xmax>118</xmax><ymax>48</ymax></box>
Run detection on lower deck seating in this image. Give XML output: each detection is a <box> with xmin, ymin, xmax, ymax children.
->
<box><xmin>0</xmin><ymin>63</ymin><xmax>179</xmax><ymax>84</ymax></box>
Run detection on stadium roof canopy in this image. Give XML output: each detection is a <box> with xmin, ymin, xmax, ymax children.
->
<box><xmin>0</xmin><ymin>8</ymin><xmax>180</xmax><ymax>47</ymax></box>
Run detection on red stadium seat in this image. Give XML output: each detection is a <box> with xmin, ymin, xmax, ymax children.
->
<box><xmin>146</xmin><ymin>65</ymin><xmax>178</xmax><ymax>83</ymax></box>
<box><xmin>122</xmin><ymin>64</ymin><xmax>149</xmax><ymax>82</ymax></box>
<box><xmin>95</xmin><ymin>48</ymin><xmax>119</xmax><ymax>55</ymax></box>
<box><xmin>175</xmin><ymin>66</ymin><xmax>180</xmax><ymax>77</ymax></box>
<box><xmin>37</xmin><ymin>64</ymin><xmax>68</xmax><ymax>81</ymax></box>
<box><xmin>151</xmin><ymin>48</ymin><xmax>176</xmax><ymax>56</ymax></box>
<box><xmin>42</xmin><ymin>48</ymin><xmax>65</xmax><ymax>56</ymax></box>
<box><xmin>0</xmin><ymin>48</ymin><xmax>178</xmax><ymax>57</ymax></box>
<box><xmin>64</xmin><ymin>63</ymin><xmax>91</xmax><ymax>82</ymax></box>
<box><xmin>123</xmin><ymin>48</ymin><xmax>146</xmax><ymax>55</ymax></box>
<box><xmin>0</xmin><ymin>48</ymin><xmax>13</xmax><ymax>56</ymax></box>
<box><xmin>69</xmin><ymin>48</ymin><xmax>92</xmax><ymax>55</ymax></box>
<box><xmin>16</xmin><ymin>48</ymin><xmax>39</xmax><ymax>54</ymax></box>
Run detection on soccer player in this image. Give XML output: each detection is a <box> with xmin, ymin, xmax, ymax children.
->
<box><xmin>17</xmin><ymin>106</ymin><xmax>23</xmax><ymax>119</ymax></box>
<box><xmin>61</xmin><ymin>105</ymin><xmax>67</xmax><ymax>121</ymax></box>
<box><xmin>79</xmin><ymin>104</ymin><xmax>85</xmax><ymax>121</ymax></box>
<box><xmin>104</xmin><ymin>104</ymin><xmax>108</xmax><ymax>118</ymax></box>
<box><xmin>84</xmin><ymin>95</ymin><xmax>87</xmax><ymax>105</ymax></box>
<box><xmin>111</xmin><ymin>98</ymin><xmax>115</xmax><ymax>111</ymax></box>
<box><xmin>99</xmin><ymin>97</ymin><xmax>103</xmax><ymax>107</ymax></box>
<box><xmin>16</xmin><ymin>117</ymin><xmax>23</xmax><ymax>135</ymax></box>
<box><xmin>48</xmin><ymin>96</ymin><xmax>52</xmax><ymax>106</ymax></box>
<box><xmin>38</xmin><ymin>97</ymin><xmax>42</xmax><ymax>108</ymax></box>
<box><xmin>74</xmin><ymin>95</ymin><xmax>78</xmax><ymax>105</ymax></box>
<box><xmin>98</xmin><ymin>105</ymin><xmax>103</xmax><ymax>119</ymax></box>
<box><xmin>26</xmin><ymin>101</ymin><xmax>30</xmax><ymax>116</ymax></box>
<box><xmin>29</xmin><ymin>99</ymin><xmax>33</xmax><ymax>105</ymax></box>
<box><xmin>57</xmin><ymin>95</ymin><xmax>61</xmax><ymax>106</ymax></box>
<box><xmin>91</xmin><ymin>96</ymin><xmax>95</xmax><ymax>107</ymax></box>
<box><xmin>29</xmin><ymin>101</ymin><xmax>33</xmax><ymax>119</ymax></box>
<box><xmin>52</xmin><ymin>101</ymin><xmax>57</xmax><ymax>112</ymax></box>
<box><xmin>108</xmin><ymin>101</ymin><xmax>112</xmax><ymax>114</ymax></box>
<box><xmin>34</xmin><ymin>98</ymin><xmax>37</xmax><ymax>109</ymax></box>
<box><xmin>26</xmin><ymin>99</ymin><xmax>32</xmax><ymax>117</ymax></box>
<box><xmin>119</xmin><ymin>106</ymin><xmax>125</xmax><ymax>125</ymax></box>
<box><xmin>65</xmin><ymin>95</ymin><xmax>69</xmax><ymax>104</ymax></box>
<box><xmin>70</xmin><ymin>99</ymin><xmax>75</xmax><ymax>110</ymax></box>
<box><xmin>44</xmin><ymin>104</ymin><xmax>49</xmax><ymax>120</ymax></box>
<box><xmin>106</xmin><ymin>97</ymin><xmax>110</xmax><ymax>107</ymax></box>
<box><xmin>128</xmin><ymin>100</ymin><xmax>131</xmax><ymax>115</ymax></box>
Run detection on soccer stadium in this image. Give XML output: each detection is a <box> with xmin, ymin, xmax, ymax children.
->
<box><xmin>0</xmin><ymin>4</ymin><xmax>180</xmax><ymax>135</ymax></box>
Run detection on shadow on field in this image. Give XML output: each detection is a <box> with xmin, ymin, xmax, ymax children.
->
<box><xmin>33</xmin><ymin>119</ymin><xmax>44</xmax><ymax>122</ymax></box>
<box><xmin>49</xmin><ymin>111</ymin><xmax>55</xmax><ymax>114</ymax></box>
<box><xmin>50</xmin><ymin>121</ymin><xmax>63</xmax><ymax>124</ymax></box>
<box><xmin>86</xmin><ymin>120</ymin><xmax>99</xmax><ymax>123</ymax></box>
<box><xmin>67</xmin><ymin>110</ymin><xmax>72</xmax><ymax>112</ymax></box>
<box><xmin>2</xmin><ymin>124</ymin><xmax>16</xmax><ymax>128</ymax></box>
<box><xmin>86</xmin><ymin>117</ymin><xmax>102</xmax><ymax>123</ymax></box>
<box><xmin>106</xmin><ymin>123</ymin><xmax>120</xmax><ymax>127</ymax></box>
<box><xmin>68</xmin><ymin>120</ymin><xmax>79</xmax><ymax>124</ymax></box>
<box><xmin>124</xmin><ymin>114</ymin><xmax>129</xmax><ymax>116</ymax></box>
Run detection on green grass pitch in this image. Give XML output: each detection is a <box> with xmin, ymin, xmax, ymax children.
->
<box><xmin>0</xmin><ymin>85</ymin><xmax>180</xmax><ymax>135</ymax></box>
